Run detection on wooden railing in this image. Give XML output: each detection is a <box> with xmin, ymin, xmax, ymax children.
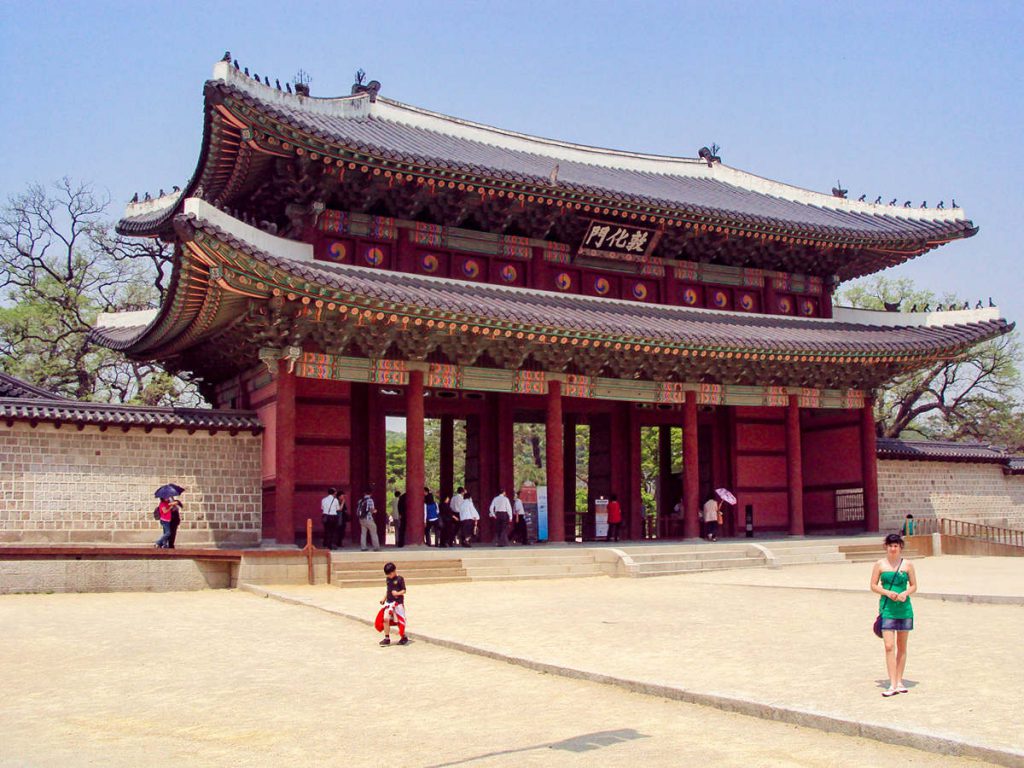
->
<box><xmin>907</xmin><ymin>518</ymin><xmax>1024</xmax><ymax>548</ymax></box>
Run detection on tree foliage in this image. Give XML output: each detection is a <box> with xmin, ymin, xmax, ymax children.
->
<box><xmin>0</xmin><ymin>179</ymin><xmax>195</xmax><ymax>404</ymax></box>
<box><xmin>841</xmin><ymin>276</ymin><xmax>1023</xmax><ymax>447</ymax></box>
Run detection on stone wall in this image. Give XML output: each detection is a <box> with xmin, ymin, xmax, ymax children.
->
<box><xmin>0</xmin><ymin>422</ymin><xmax>262</xmax><ymax>546</ymax></box>
<box><xmin>878</xmin><ymin>460</ymin><xmax>1024</xmax><ymax>532</ymax></box>
<box><xmin>0</xmin><ymin>558</ymin><xmax>237</xmax><ymax>594</ymax></box>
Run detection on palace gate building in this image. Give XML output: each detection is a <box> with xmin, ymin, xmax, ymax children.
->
<box><xmin>94</xmin><ymin>58</ymin><xmax>1010</xmax><ymax>546</ymax></box>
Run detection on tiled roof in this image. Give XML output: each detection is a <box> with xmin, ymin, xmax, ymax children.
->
<box><xmin>877</xmin><ymin>438</ymin><xmax>1011</xmax><ymax>464</ymax></box>
<box><xmin>118</xmin><ymin>63</ymin><xmax>976</xmax><ymax>255</ymax></box>
<box><xmin>94</xmin><ymin>211</ymin><xmax>1012</xmax><ymax>362</ymax></box>
<box><xmin>0</xmin><ymin>372</ymin><xmax>62</xmax><ymax>400</ymax></box>
<box><xmin>0</xmin><ymin>398</ymin><xmax>261</xmax><ymax>432</ymax></box>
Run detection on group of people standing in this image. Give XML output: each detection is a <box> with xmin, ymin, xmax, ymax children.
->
<box><xmin>320</xmin><ymin>485</ymin><xmax>534</xmax><ymax>549</ymax></box>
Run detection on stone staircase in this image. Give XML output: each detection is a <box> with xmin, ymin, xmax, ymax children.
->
<box><xmin>763</xmin><ymin>541</ymin><xmax>848</xmax><ymax>566</ymax></box>
<box><xmin>458</xmin><ymin>550</ymin><xmax>605</xmax><ymax>581</ymax></box>
<box><xmin>327</xmin><ymin>538</ymin><xmax>918</xmax><ymax>586</ymax></box>
<box><xmin>330</xmin><ymin>556</ymin><xmax>469</xmax><ymax>588</ymax></box>
<box><xmin>614</xmin><ymin>544</ymin><xmax>767</xmax><ymax>577</ymax></box>
<box><xmin>838</xmin><ymin>541</ymin><xmax>926</xmax><ymax>563</ymax></box>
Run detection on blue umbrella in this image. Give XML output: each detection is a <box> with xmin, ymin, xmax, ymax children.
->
<box><xmin>154</xmin><ymin>484</ymin><xmax>185</xmax><ymax>499</ymax></box>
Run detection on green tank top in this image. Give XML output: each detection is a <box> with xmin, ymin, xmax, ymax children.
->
<box><xmin>878</xmin><ymin>569</ymin><xmax>913</xmax><ymax>619</ymax></box>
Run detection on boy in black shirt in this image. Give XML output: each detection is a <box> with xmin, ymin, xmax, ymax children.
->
<box><xmin>379</xmin><ymin>562</ymin><xmax>408</xmax><ymax>646</ymax></box>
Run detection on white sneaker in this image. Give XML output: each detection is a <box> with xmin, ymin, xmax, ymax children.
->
<box><xmin>882</xmin><ymin>687</ymin><xmax>899</xmax><ymax>697</ymax></box>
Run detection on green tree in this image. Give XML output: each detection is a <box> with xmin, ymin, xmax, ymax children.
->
<box><xmin>0</xmin><ymin>179</ymin><xmax>194</xmax><ymax>404</ymax></box>
<box><xmin>841</xmin><ymin>276</ymin><xmax>1022</xmax><ymax>443</ymax></box>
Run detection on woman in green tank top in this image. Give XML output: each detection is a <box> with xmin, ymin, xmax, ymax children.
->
<box><xmin>870</xmin><ymin>533</ymin><xmax>918</xmax><ymax>697</ymax></box>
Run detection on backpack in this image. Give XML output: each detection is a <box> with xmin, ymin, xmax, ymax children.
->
<box><xmin>152</xmin><ymin>505</ymin><xmax>161</xmax><ymax>520</ymax></box>
<box><xmin>358</xmin><ymin>498</ymin><xmax>373</xmax><ymax>519</ymax></box>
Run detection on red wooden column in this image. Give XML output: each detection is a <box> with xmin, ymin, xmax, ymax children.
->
<box><xmin>786</xmin><ymin>395</ymin><xmax>805</xmax><ymax>536</ymax></box>
<box><xmin>496</xmin><ymin>394</ymin><xmax>515</xmax><ymax>495</ymax></box>
<box><xmin>440</xmin><ymin>415</ymin><xmax>455</xmax><ymax>503</ymax></box>
<box><xmin>861</xmin><ymin>399</ymin><xmax>880</xmax><ymax>532</ymax></box>
<box><xmin>367</xmin><ymin>386</ymin><xmax>387</xmax><ymax>544</ymax></box>
<box><xmin>545</xmin><ymin>379</ymin><xmax>565</xmax><ymax>543</ymax></box>
<box><xmin>682</xmin><ymin>390</ymin><xmax>700</xmax><ymax>539</ymax></box>
<box><xmin>627</xmin><ymin>406</ymin><xmax>643</xmax><ymax>540</ymax></box>
<box><xmin>406</xmin><ymin>370</ymin><xmax>426</xmax><ymax>546</ymax></box>
<box><xmin>275</xmin><ymin>359</ymin><xmax>297</xmax><ymax>545</ymax></box>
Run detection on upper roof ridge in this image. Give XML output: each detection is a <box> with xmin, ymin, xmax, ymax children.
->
<box><xmin>208</xmin><ymin>59</ymin><xmax>966</xmax><ymax>222</ymax></box>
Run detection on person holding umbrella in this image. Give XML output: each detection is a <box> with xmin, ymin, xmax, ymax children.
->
<box><xmin>154</xmin><ymin>484</ymin><xmax>184</xmax><ymax>549</ymax></box>
<box><xmin>703</xmin><ymin>488</ymin><xmax>736</xmax><ymax>541</ymax></box>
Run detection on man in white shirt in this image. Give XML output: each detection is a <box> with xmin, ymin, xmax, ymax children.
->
<box><xmin>458</xmin><ymin>491</ymin><xmax>480</xmax><ymax>547</ymax></box>
<box><xmin>321</xmin><ymin>487</ymin><xmax>340</xmax><ymax>550</ymax></box>
<box><xmin>489</xmin><ymin>489</ymin><xmax>513</xmax><ymax>547</ymax></box>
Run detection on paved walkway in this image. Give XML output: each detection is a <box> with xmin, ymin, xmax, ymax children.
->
<box><xmin>256</xmin><ymin>555</ymin><xmax>1024</xmax><ymax>765</ymax></box>
<box><xmin>0</xmin><ymin>589</ymin><xmax>1007</xmax><ymax>767</ymax></box>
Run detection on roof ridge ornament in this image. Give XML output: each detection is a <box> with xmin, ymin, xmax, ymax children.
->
<box><xmin>351</xmin><ymin>68</ymin><xmax>382</xmax><ymax>102</ymax></box>
<box><xmin>698</xmin><ymin>144</ymin><xmax>721</xmax><ymax>168</ymax></box>
<box><xmin>293</xmin><ymin>69</ymin><xmax>312</xmax><ymax>97</ymax></box>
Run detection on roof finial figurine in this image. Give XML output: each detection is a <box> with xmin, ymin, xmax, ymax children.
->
<box><xmin>921</xmin><ymin>201</ymin><xmax>927</xmax><ymax>208</ymax></box>
<box><xmin>244</xmin><ymin>67</ymin><xmax>249</xmax><ymax>76</ymax></box>
<box><xmin>831</xmin><ymin>180</ymin><xmax>848</xmax><ymax>199</ymax></box>
<box><xmin>159</xmin><ymin>188</ymin><xmax>165</xmax><ymax>197</ymax></box>
<box><xmin>698</xmin><ymin>144</ymin><xmax>721</xmax><ymax>167</ymax></box>
<box><xmin>549</xmin><ymin>164</ymin><xmax>560</xmax><ymax>185</ymax></box>
<box><xmin>936</xmin><ymin>303</ymin><xmax>944</xmax><ymax>311</ymax></box>
<box><xmin>275</xmin><ymin>78</ymin><xmax>281</xmax><ymax>90</ymax></box>
<box><xmin>903</xmin><ymin>200</ymin><xmax>912</xmax><ymax>207</ymax></box>
<box><xmin>253</xmin><ymin>72</ymin><xmax>259</xmax><ymax>81</ymax></box>
<box><xmin>889</xmin><ymin>198</ymin><xmax>897</xmax><ymax>206</ymax></box>
<box><xmin>294</xmin><ymin>69</ymin><xmax>312</xmax><ymax>96</ymax></box>
<box><xmin>937</xmin><ymin>200</ymin><xmax>944</xmax><ymax>209</ymax></box>
<box><xmin>909</xmin><ymin>304</ymin><xmax>918</xmax><ymax>313</ymax></box>
<box><xmin>144</xmin><ymin>191</ymin><xmax>151</xmax><ymax>201</ymax></box>
<box><xmin>857</xmin><ymin>194</ymin><xmax>866</xmax><ymax>201</ymax></box>
<box><xmin>989</xmin><ymin>297</ymin><xmax>995</xmax><ymax>307</ymax></box>
<box><xmin>172</xmin><ymin>185</ymin><xmax>180</xmax><ymax>192</ymax></box>
<box><xmin>264</xmin><ymin>76</ymin><xmax>270</xmax><ymax>86</ymax></box>
<box><xmin>222</xmin><ymin>51</ymin><xmax>231</xmax><ymax>62</ymax></box>
<box><xmin>130</xmin><ymin>192</ymin><xmax>139</xmax><ymax>203</ymax></box>
<box><xmin>975</xmin><ymin>300</ymin><xmax>983</xmax><ymax>309</ymax></box>
<box><xmin>963</xmin><ymin>301</ymin><xmax>970</xmax><ymax>310</ymax></box>
<box><xmin>286</xmin><ymin>82</ymin><xmax>292</xmax><ymax>93</ymax></box>
<box><xmin>883</xmin><ymin>300</ymin><xmax>901</xmax><ymax>312</ymax></box>
<box><xmin>874</xmin><ymin>196</ymin><xmax>882</xmax><ymax>204</ymax></box>
<box><xmin>952</xmin><ymin>198</ymin><xmax>958</xmax><ymax>208</ymax></box>
<box><xmin>922</xmin><ymin>303</ymin><xmax>931</xmax><ymax>312</ymax></box>
<box><xmin>233</xmin><ymin>59</ymin><xmax>240</xmax><ymax>70</ymax></box>
<box><xmin>355</xmin><ymin>68</ymin><xmax>366</xmax><ymax>86</ymax></box>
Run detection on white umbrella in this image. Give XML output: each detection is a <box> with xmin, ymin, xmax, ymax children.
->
<box><xmin>715</xmin><ymin>488</ymin><xmax>737</xmax><ymax>505</ymax></box>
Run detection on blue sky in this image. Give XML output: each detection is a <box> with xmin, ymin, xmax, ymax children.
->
<box><xmin>1</xmin><ymin>1</ymin><xmax>1021</xmax><ymax>321</ymax></box>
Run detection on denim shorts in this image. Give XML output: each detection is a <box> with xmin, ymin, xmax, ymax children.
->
<box><xmin>880</xmin><ymin>617</ymin><xmax>914</xmax><ymax>631</ymax></box>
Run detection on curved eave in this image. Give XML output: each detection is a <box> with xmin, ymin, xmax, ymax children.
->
<box><xmin>97</xmin><ymin>205</ymin><xmax>1011</xmax><ymax>371</ymax></box>
<box><xmin>118</xmin><ymin>62</ymin><xmax>978</xmax><ymax>264</ymax></box>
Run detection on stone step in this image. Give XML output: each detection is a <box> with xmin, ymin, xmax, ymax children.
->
<box><xmin>333</xmin><ymin>575</ymin><xmax>473</xmax><ymax>588</ymax></box>
<box><xmin>627</xmin><ymin>549</ymin><xmax>751</xmax><ymax>563</ymax></box>
<box><xmin>634</xmin><ymin>557</ymin><xmax>764</xmax><ymax>574</ymax></box>
<box><xmin>763</xmin><ymin>544</ymin><xmax>842</xmax><ymax>554</ymax></box>
<box><xmin>462</xmin><ymin>564</ymin><xmax>603</xmax><ymax>577</ymax></box>
<box><xmin>633</xmin><ymin>559</ymin><xmax>765</xmax><ymax>577</ymax></box>
<box><xmin>333</xmin><ymin>567</ymin><xmax>467</xmax><ymax>580</ymax></box>
<box><xmin>329</xmin><ymin>558</ymin><xmax>463</xmax><ymax>571</ymax></box>
<box><xmin>469</xmin><ymin>572</ymin><xmax>605</xmax><ymax>583</ymax></box>
<box><xmin>772</xmin><ymin>552</ymin><xmax>847</xmax><ymax>565</ymax></box>
<box><xmin>459</xmin><ymin>554</ymin><xmax>598</xmax><ymax>567</ymax></box>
